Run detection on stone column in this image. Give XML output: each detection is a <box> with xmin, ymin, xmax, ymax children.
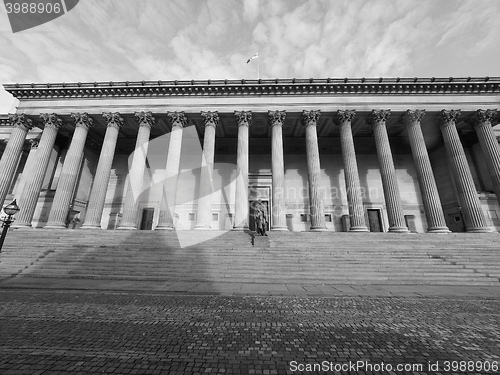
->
<box><xmin>0</xmin><ymin>114</ymin><xmax>33</xmax><ymax>208</ymax></box>
<box><xmin>81</xmin><ymin>112</ymin><xmax>124</xmax><ymax>229</ymax></box>
<box><xmin>269</xmin><ymin>110</ymin><xmax>288</xmax><ymax>231</ymax></box>
<box><xmin>195</xmin><ymin>111</ymin><xmax>219</xmax><ymax>230</ymax></box>
<box><xmin>403</xmin><ymin>110</ymin><xmax>450</xmax><ymax>233</ymax></box>
<box><xmin>13</xmin><ymin>138</ymin><xmax>39</xmax><ymax>198</ymax></box>
<box><xmin>470</xmin><ymin>109</ymin><xmax>500</xmax><ymax>204</ymax></box>
<box><xmin>15</xmin><ymin>114</ymin><xmax>63</xmax><ymax>227</ymax></box>
<box><xmin>439</xmin><ymin>109</ymin><xmax>490</xmax><ymax>232</ymax></box>
<box><xmin>156</xmin><ymin>111</ymin><xmax>187</xmax><ymax>230</ymax></box>
<box><xmin>233</xmin><ymin>111</ymin><xmax>252</xmax><ymax>230</ymax></box>
<box><xmin>302</xmin><ymin>110</ymin><xmax>326</xmax><ymax>231</ymax></box>
<box><xmin>336</xmin><ymin>110</ymin><xmax>369</xmax><ymax>232</ymax></box>
<box><xmin>45</xmin><ymin>113</ymin><xmax>93</xmax><ymax>228</ymax></box>
<box><xmin>368</xmin><ymin>110</ymin><xmax>409</xmax><ymax>233</ymax></box>
<box><xmin>118</xmin><ymin>112</ymin><xmax>155</xmax><ymax>230</ymax></box>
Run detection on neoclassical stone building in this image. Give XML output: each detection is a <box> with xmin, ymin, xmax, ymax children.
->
<box><xmin>1</xmin><ymin>77</ymin><xmax>499</xmax><ymax>233</ymax></box>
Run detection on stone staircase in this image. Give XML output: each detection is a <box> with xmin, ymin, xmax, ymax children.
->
<box><xmin>0</xmin><ymin>229</ymin><xmax>499</xmax><ymax>285</ymax></box>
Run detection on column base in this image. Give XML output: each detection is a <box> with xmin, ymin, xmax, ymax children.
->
<box><xmin>388</xmin><ymin>226</ymin><xmax>411</xmax><ymax>233</ymax></box>
<box><xmin>348</xmin><ymin>226</ymin><xmax>370</xmax><ymax>232</ymax></box>
<box><xmin>44</xmin><ymin>223</ymin><xmax>68</xmax><ymax>229</ymax></box>
<box><xmin>271</xmin><ymin>226</ymin><xmax>289</xmax><ymax>231</ymax></box>
<box><xmin>466</xmin><ymin>227</ymin><xmax>493</xmax><ymax>233</ymax></box>
<box><xmin>427</xmin><ymin>227</ymin><xmax>451</xmax><ymax>233</ymax></box>
<box><xmin>12</xmin><ymin>223</ymin><xmax>32</xmax><ymax>229</ymax></box>
<box><xmin>117</xmin><ymin>225</ymin><xmax>138</xmax><ymax>230</ymax></box>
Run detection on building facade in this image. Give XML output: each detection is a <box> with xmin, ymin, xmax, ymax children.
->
<box><xmin>1</xmin><ymin>77</ymin><xmax>500</xmax><ymax>233</ymax></box>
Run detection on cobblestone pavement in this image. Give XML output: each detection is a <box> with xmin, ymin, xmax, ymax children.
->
<box><xmin>0</xmin><ymin>290</ymin><xmax>499</xmax><ymax>375</ymax></box>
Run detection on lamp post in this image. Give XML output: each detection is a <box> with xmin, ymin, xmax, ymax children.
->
<box><xmin>0</xmin><ymin>199</ymin><xmax>20</xmax><ymax>255</ymax></box>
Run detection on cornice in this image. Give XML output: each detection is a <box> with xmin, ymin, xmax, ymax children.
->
<box><xmin>3</xmin><ymin>77</ymin><xmax>500</xmax><ymax>100</ymax></box>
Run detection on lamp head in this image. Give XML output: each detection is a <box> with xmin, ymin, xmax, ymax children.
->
<box><xmin>3</xmin><ymin>199</ymin><xmax>20</xmax><ymax>216</ymax></box>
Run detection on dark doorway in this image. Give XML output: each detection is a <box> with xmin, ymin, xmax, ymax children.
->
<box><xmin>367</xmin><ymin>209</ymin><xmax>383</xmax><ymax>232</ymax></box>
<box><xmin>249</xmin><ymin>200</ymin><xmax>270</xmax><ymax>232</ymax></box>
<box><xmin>447</xmin><ymin>212</ymin><xmax>466</xmax><ymax>232</ymax></box>
<box><xmin>140</xmin><ymin>208</ymin><xmax>154</xmax><ymax>230</ymax></box>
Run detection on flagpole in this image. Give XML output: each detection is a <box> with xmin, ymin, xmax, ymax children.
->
<box><xmin>257</xmin><ymin>58</ymin><xmax>260</xmax><ymax>80</ymax></box>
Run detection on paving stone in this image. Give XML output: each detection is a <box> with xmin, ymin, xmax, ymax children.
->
<box><xmin>0</xmin><ymin>290</ymin><xmax>499</xmax><ymax>374</ymax></box>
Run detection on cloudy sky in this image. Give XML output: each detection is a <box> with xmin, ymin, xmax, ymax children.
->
<box><xmin>1</xmin><ymin>0</ymin><xmax>499</xmax><ymax>112</ymax></box>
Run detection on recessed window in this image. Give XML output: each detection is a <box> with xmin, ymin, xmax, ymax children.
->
<box><xmin>300</xmin><ymin>214</ymin><xmax>309</xmax><ymax>222</ymax></box>
<box><xmin>188</xmin><ymin>213</ymin><xmax>195</xmax><ymax>221</ymax></box>
<box><xmin>325</xmin><ymin>214</ymin><xmax>332</xmax><ymax>222</ymax></box>
<box><xmin>488</xmin><ymin>210</ymin><xmax>498</xmax><ymax>219</ymax></box>
<box><xmin>212</xmin><ymin>213</ymin><xmax>219</xmax><ymax>221</ymax></box>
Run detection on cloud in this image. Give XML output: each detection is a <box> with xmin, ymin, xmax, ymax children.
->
<box><xmin>0</xmin><ymin>0</ymin><xmax>499</xmax><ymax>112</ymax></box>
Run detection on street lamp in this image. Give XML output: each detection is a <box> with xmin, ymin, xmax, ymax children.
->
<box><xmin>0</xmin><ymin>199</ymin><xmax>20</xmax><ymax>255</ymax></box>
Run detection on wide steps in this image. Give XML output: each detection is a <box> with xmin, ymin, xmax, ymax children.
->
<box><xmin>0</xmin><ymin>229</ymin><xmax>499</xmax><ymax>285</ymax></box>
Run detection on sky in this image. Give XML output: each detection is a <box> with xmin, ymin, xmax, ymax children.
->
<box><xmin>0</xmin><ymin>0</ymin><xmax>499</xmax><ymax>113</ymax></box>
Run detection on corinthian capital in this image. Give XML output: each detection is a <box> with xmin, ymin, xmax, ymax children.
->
<box><xmin>234</xmin><ymin>111</ymin><xmax>252</xmax><ymax>127</ymax></box>
<box><xmin>135</xmin><ymin>111</ymin><xmax>156</xmax><ymax>128</ymax></box>
<box><xmin>301</xmin><ymin>110</ymin><xmax>321</xmax><ymax>126</ymax></box>
<box><xmin>9</xmin><ymin>113</ymin><xmax>33</xmax><ymax>131</ymax></box>
<box><xmin>470</xmin><ymin>109</ymin><xmax>498</xmax><ymax>128</ymax></box>
<box><xmin>103</xmin><ymin>112</ymin><xmax>124</xmax><ymax>129</ymax></box>
<box><xmin>268</xmin><ymin>110</ymin><xmax>286</xmax><ymax>127</ymax></box>
<box><xmin>40</xmin><ymin>113</ymin><xmax>64</xmax><ymax>130</ymax></box>
<box><xmin>167</xmin><ymin>111</ymin><xmax>188</xmax><ymax>128</ymax></box>
<box><xmin>367</xmin><ymin>109</ymin><xmax>391</xmax><ymax>126</ymax></box>
<box><xmin>201</xmin><ymin>111</ymin><xmax>220</xmax><ymax>128</ymax></box>
<box><xmin>71</xmin><ymin>113</ymin><xmax>94</xmax><ymax>130</ymax></box>
<box><xmin>403</xmin><ymin>109</ymin><xmax>425</xmax><ymax>127</ymax></box>
<box><xmin>335</xmin><ymin>110</ymin><xmax>356</xmax><ymax>124</ymax></box>
<box><xmin>439</xmin><ymin>109</ymin><xmax>461</xmax><ymax>128</ymax></box>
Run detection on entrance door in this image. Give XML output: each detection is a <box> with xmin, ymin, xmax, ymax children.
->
<box><xmin>447</xmin><ymin>212</ymin><xmax>466</xmax><ymax>232</ymax></box>
<box><xmin>249</xmin><ymin>200</ymin><xmax>270</xmax><ymax>232</ymax></box>
<box><xmin>367</xmin><ymin>209</ymin><xmax>383</xmax><ymax>232</ymax></box>
<box><xmin>140</xmin><ymin>208</ymin><xmax>154</xmax><ymax>230</ymax></box>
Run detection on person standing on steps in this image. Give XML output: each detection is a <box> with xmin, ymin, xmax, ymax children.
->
<box><xmin>254</xmin><ymin>199</ymin><xmax>268</xmax><ymax>236</ymax></box>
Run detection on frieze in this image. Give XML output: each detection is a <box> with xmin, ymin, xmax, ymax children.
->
<box><xmin>5</xmin><ymin>77</ymin><xmax>500</xmax><ymax>99</ymax></box>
